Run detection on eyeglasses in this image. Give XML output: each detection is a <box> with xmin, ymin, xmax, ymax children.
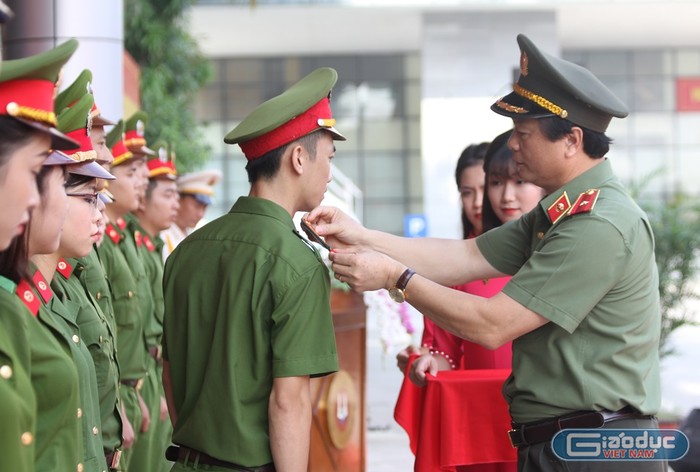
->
<box><xmin>66</xmin><ymin>192</ymin><xmax>99</xmax><ymax>209</ymax></box>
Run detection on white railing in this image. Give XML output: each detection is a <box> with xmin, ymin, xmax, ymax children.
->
<box><xmin>325</xmin><ymin>164</ymin><xmax>364</xmax><ymax>223</ymax></box>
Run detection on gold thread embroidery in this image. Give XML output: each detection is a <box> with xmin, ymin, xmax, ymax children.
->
<box><xmin>494</xmin><ymin>100</ymin><xmax>528</xmax><ymax>114</ymax></box>
<box><xmin>6</xmin><ymin>102</ymin><xmax>57</xmax><ymax>126</ymax></box>
<box><xmin>513</xmin><ymin>84</ymin><xmax>568</xmax><ymax>119</ymax></box>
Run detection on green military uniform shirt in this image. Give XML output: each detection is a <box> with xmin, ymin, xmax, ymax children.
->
<box><xmin>19</xmin><ymin>268</ymin><xmax>82</xmax><ymax>472</ymax></box>
<box><xmin>163</xmin><ymin>196</ymin><xmax>339</xmax><ymax>467</ymax></box>
<box><xmin>476</xmin><ymin>159</ymin><xmax>661</xmax><ymax>424</ymax></box>
<box><xmin>49</xmin><ymin>263</ymin><xmax>109</xmax><ymax>472</ymax></box>
<box><xmin>0</xmin><ymin>277</ymin><xmax>36</xmax><ymax>472</ymax></box>
<box><xmin>78</xmin><ymin>247</ymin><xmax>117</xmax><ymax>335</ymax></box>
<box><xmin>56</xmin><ymin>256</ymin><xmax>123</xmax><ymax>455</ymax></box>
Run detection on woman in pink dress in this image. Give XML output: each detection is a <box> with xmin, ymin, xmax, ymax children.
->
<box><xmin>395</xmin><ymin>130</ymin><xmax>544</xmax><ymax>471</ymax></box>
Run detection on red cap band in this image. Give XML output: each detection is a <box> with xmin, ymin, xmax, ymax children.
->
<box><xmin>64</xmin><ymin>127</ymin><xmax>94</xmax><ymax>158</ymax></box>
<box><xmin>124</xmin><ymin>129</ymin><xmax>146</xmax><ymax>149</ymax></box>
<box><xmin>147</xmin><ymin>158</ymin><xmax>176</xmax><ymax>178</ymax></box>
<box><xmin>0</xmin><ymin>79</ymin><xmax>57</xmax><ymax>125</ymax></box>
<box><xmin>239</xmin><ymin>97</ymin><xmax>333</xmax><ymax>160</ymax></box>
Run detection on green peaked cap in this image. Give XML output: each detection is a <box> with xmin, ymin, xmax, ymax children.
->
<box><xmin>106</xmin><ymin>119</ymin><xmax>124</xmax><ymax>149</ymax></box>
<box><xmin>224</xmin><ymin>67</ymin><xmax>345</xmax><ymax>159</ymax></box>
<box><xmin>57</xmin><ymin>93</ymin><xmax>94</xmax><ymax>134</ymax></box>
<box><xmin>124</xmin><ymin>110</ymin><xmax>156</xmax><ymax>156</ymax></box>
<box><xmin>125</xmin><ymin>110</ymin><xmax>148</xmax><ymax>133</ymax></box>
<box><xmin>491</xmin><ymin>34</ymin><xmax>628</xmax><ymax>133</ymax></box>
<box><xmin>0</xmin><ymin>38</ymin><xmax>78</xmax><ymax>83</ymax></box>
<box><xmin>55</xmin><ymin>68</ymin><xmax>91</xmax><ymax>113</ymax></box>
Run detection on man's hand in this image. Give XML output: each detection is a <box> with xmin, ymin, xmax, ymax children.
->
<box><xmin>137</xmin><ymin>389</ymin><xmax>151</xmax><ymax>433</ymax></box>
<box><xmin>121</xmin><ymin>405</ymin><xmax>135</xmax><ymax>449</ymax></box>
<box><xmin>329</xmin><ymin>248</ymin><xmax>405</xmax><ymax>293</ymax></box>
<box><xmin>304</xmin><ymin>206</ymin><xmax>368</xmax><ymax>250</ymax></box>
<box><xmin>396</xmin><ymin>345</ymin><xmax>422</xmax><ymax>374</ymax></box>
<box><xmin>408</xmin><ymin>354</ymin><xmax>439</xmax><ymax>388</ymax></box>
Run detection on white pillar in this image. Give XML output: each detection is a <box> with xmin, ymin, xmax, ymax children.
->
<box><xmin>4</xmin><ymin>0</ymin><xmax>124</xmax><ymax>123</ymax></box>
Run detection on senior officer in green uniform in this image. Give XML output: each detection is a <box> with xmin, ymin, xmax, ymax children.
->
<box><xmin>306</xmin><ymin>34</ymin><xmax>664</xmax><ymax>472</ymax></box>
<box><xmin>162</xmin><ymin>67</ymin><xmax>341</xmax><ymax>472</ymax></box>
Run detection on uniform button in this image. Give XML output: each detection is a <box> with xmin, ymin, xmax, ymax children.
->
<box><xmin>92</xmin><ymin>426</ymin><xmax>99</xmax><ymax>435</ymax></box>
<box><xmin>0</xmin><ymin>365</ymin><xmax>12</xmax><ymax>379</ymax></box>
<box><xmin>537</xmin><ymin>232</ymin><xmax>545</xmax><ymax>240</ymax></box>
<box><xmin>72</xmin><ymin>334</ymin><xmax>80</xmax><ymax>344</ymax></box>
<box><xmin>77</xmin><ymin>463</ymin><xmax>84</xmax><ymax>472</ymax></box>
<box><xmin>20</xmin><ymin>431</ymin><xmax>33</xmax><ymax>445</ymax></box>
<box><xmin>128</xmin><ymin>291</ymin><xmax>134</xmax><ymax>298</ymax></box>
<box><xmin>96</xmin><ymin>292</ymin><xmax>102</xmax><ymax>300</ymax></box>
<box><xmin>77</xmin><ymin>408</ymin><xmax>83</xmax><ymax>418</ymax></box>
<box><xmin>99</xmin><ymin>335</ymin><xmax>104</xmax><ymax>343</ymax></box>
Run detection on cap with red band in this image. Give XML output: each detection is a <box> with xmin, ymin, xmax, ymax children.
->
<box><xmin>55</xmin><ymin>68</ymin><xmax>115</xmax><ymax>126</ymax></box>
<box><xmin>106</xmin><ymin>119</ymin><xmax>135</xmax><ymax>167</ymax></box>
<box><xmin>224</xmin><ymin>67</ymin><xmax>345</xmax><ymax>160</ymax></box>
<box><xmin>0</xmin><ymin>38</ymin><xmax>80</xmax><ymax>150</ymax></box>
<box><xmin>124</xmin><ymin>111</ymin><xmax>157</xmax><ymax>157</ymax></box>
<box><xmin>147</xmin><ymin>141</ymin><xmax>177</xmax><ymax>180</ymax></box>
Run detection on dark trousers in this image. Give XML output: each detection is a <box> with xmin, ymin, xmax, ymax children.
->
<box><xmin>518</xmin><ymin>417</ymin><xmax>668</xmax><ymax>472</ymax></box>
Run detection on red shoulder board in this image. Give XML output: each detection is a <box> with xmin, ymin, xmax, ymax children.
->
<box><xmin>56</xmin><ymin>259</ymin><xmax>73</xmax><ymax>279</ymax></box>
<box><xmin>546</xmin><ymin>191</ymin><xmax>571</xmax><ymax>224</ymax></box>
<box><xmin>16</xmin><ymin>280</ymin><xmax>40</xmax><ymax>316</ymax></box>
<box><xmin>569</xmin><ymin>189</ymin><xmax>600</xmax><ymax>216</ymax></box>
<box><xmin>31</xmin><ymin>270</ymin><xmax>53</xmax><ymax>304</ymax></box>
<box><xmin>143</xmin><ymin>235</ymin><xmax>155</xmax><ymax>252</ymax></box>
<box><xmin>116</xmin><ymin>217</ymin><xmax>127</xmax><ymax>230</ymax></box>
<box><xmin>106</xmin><ymin>224</ymin><xmax>121</xmax><ymax>244</ymax></box>
<box><xmin>134</xmin><ymin>230</ymin><xmax>143</xmax><ymax>248</ymax></box>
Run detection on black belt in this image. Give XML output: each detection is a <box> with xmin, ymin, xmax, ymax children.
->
<box><xmin>508</xmin><ymin>405</ymin><xmax>654</xmax><ymax>448</ymax></box>
<box><xmin>166</xmin><ymin>445</ymin><xmax>275</xmax><ymax>472</ymax></box>
<box><xmin>120</xmin><ymin>378</ymin><xmax>144</xmax><ymax>390</ymax></box>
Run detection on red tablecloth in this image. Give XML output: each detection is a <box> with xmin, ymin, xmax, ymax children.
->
<box><xmin>394</xmin><ymin>359</ymin><xmax>517</xmax><ymax>472</ymax></box>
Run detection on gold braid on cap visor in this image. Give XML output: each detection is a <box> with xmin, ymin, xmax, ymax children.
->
<box><xmin>514</xmin><ymin>83</ymin><xmax>568</xmax><ymax>119</ymax></box>
<box><xmin>6</xmin><ymin>102</ymin><xmax>57</xmax><ymax>126</ymax></box>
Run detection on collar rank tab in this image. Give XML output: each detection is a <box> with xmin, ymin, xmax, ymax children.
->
<box><xmin>106</xmin><ymin>224</ymin><xmax>121</xmax><ymax>244</ymax></box>
<box><xmin>116</xmin><ymin>217</ymin><xmax>127</xmax><ymax>230</ymax></box>
<box><xmin>143</xmin><ymin>235</ymin><xmax>155</xmax><ymax>252</ymax></box>
<box><xmin>134</xmin><ymin>230</ymin><xmax>143</xmax><ymax>248</ymax></box>
<box><xmin>547</xmin><ymin>191</ymin><xmax>571</xmax><ymax>224</ymax></box>
<box><xmin>31</xmin><ymin>270</ymin><xmax>53</xmax><ymax>304</ymax></box>
<box><xmin>56</xmin><ymin>258</ymin><xmax>73</xmax><ymax>279</ymax></box>
<box><xmin>16</xmin><ymin>280</ymin><xmax>40</xmax><ymax>316</ymax></box>
<box><xmin>569</xmin><ymin>189</ymin><xmax>600</xmax><ymax>216</ymax></box>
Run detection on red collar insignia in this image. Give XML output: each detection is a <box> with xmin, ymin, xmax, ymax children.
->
<box><xmin>569</xmin><ymin>189</ymin><xmax>600</xmax><ymax>216</ymax></box>
<box><xmin>116</xmin><ymin>217</ymin><xmax>127</xmax><ymax>230</ymax></box>
<box><xmin>135</xmin><ymin>230</ymin><xmax>143</xmax><ymax>248</ymax></box>
<box><xmin>56</xmin><ymin>258</ymin><xmax>73</xmax><ymax>279</ymax></box>
<box><xmin>16</xmin><ymin>279</ymin><xmax>40</xmax><ymax>316</ymax></box>
<box><xmin>31</xmin><ymin>270</ymin><xmax>53</xmax><ymax>304</ymax></box>
<box><xmin>546</xmin><ymin>192</ymin><xmax>571</xmax><ymax>224</ymax></box>
<box><xmin>106</xmin><ymin>224</ymin><xmax>121</xmax><ymax>244</ymax></box>
<box><xmin>143</xmin><ymin>235</ymin><xmax>155</xmax><ymax>252</ymax></box>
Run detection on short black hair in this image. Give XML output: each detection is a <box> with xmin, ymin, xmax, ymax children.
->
<box><xmin>245</xmin><ymin>130</ymin><xmax>323</xmax><ymax>183</ymax></box>
<box><xmin>537</xmin><ymin>116</ymin><xmax>612</xmax><ymax>159</ymax></box>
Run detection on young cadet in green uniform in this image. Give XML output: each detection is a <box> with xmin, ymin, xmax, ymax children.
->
<box><xmin>0</xmin><ymin>37</ymin><xmax>80</xmax><ymax>472</ymax></box>
<box><xmin>307</xmin><ymin>34</ymin><xmax>665</xmax><ymax>472</ymax></box>
<box><xmin>162</xmin><ymin>68</ymin><xmax>342</xmax><ymax>471</ymax></box>
<box><xmin>33</xmin><ymin>93</ymin><xmax>116</xmax><ymax>472</ymax></box>
<box><xmin>129</xmin><ymin>143</ymin><xmax>179</xmax><ymax>472</ymax></box>
<box><xmin>99</xmin><ymin>121</ymin><xmax>150</xmax><ymax>470</ymax></box>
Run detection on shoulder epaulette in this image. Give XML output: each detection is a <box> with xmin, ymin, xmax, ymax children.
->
<box><xmin>16</xmin><ymin>280</ymin><xmax>40</xmax><ymax>316</ymax></box>
<box><xmin>106</xmin><ymin>224</ymin><xmax>121</xmax><ymax>244</ymax></box>
<box><xmin>569</xmin><ymin>189</ymin><xmax>600</xmax><ymax>216</ymax></box>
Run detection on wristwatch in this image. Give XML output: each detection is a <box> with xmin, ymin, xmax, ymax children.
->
<box><xmin>388</xmin><ymin>268</ymin><xmax>416</xmax><ymax>303</ymax></box>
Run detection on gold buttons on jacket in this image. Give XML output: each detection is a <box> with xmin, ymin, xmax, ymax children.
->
<box><xmin>0</xmin><ymin>365</ymin><xmax>12</xmax><ymax>379</ymax></box>
<box><xmin>72</xmin><ymin>334</ymin><xmax>80</xmax><ymax>344</ymax></box>
<box><xmin>128</xmin><ymin>291</ymin><xmax>134</xmax><ymax>298</ymax></box>
<box><xmin>92</xmin><ymin>426</ymin><xmax>99</xmax><ymax>435</ymax></box>
<box><xmin>96</xmin><ymin>292</ymin><xmax>102</xmax><ymax>300</ymax></box>
<box><xmin>537</xmin><ymin>232</ymin><xmax>545</xmax><ymax>240</ymax></box>
<box><xmin>77</xmin><ymin>463</ymin><xmax>84</xmax><ymax>472</ymax></box>
<box><xmin>77</xmin><ymin>408</ymin><xmax>83</xmax><ymax>418</ymax></box>
<box><xmin>21</xmin><ymin>432</ymin><xmax>33</xmax><ymax>445</ymax></box>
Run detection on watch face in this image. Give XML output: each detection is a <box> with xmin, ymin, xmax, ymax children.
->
<box><xmin>388</xmin><ymin>287</ymin><xmax>405</xmax><ymax>303</ymax></box>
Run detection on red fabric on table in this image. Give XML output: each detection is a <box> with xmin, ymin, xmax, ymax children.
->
<box><xmin>394</xmin><ymin>358</ymin><xmax>516</xmax><ymax>471</ymax></box>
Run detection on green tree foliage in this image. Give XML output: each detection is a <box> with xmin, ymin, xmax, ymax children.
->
<box><xmin>124</xmin><ymin>0</ymin><xmax>212</xmax><ymax>172</ymax></box>
<box><xmin>632</xmin><ymin>175</ymin><xmax>700</xmax><ymax>358</ymax></box>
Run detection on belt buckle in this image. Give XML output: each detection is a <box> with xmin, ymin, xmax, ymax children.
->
<box><xmin>508</xmin><ymin>428</ymin><xmax>521</xmax><ymax>448</ymax></box>
<box><xmin>110</xmin><ymin>449</ymin><xmax>122</xmax><ymax>468</ymax></box>
<box><xmin>136</xmin><ymin>378</ymin><xmax>144</xmax><ymax>391</ymax></box>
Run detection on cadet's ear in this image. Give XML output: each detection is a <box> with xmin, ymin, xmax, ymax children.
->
<box><xmin>288</xmin><ymin>143</ymin><xmax>306</xmax><ymax>176</ymax></box>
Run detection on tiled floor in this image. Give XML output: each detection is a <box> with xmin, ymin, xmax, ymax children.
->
<box><xmin>366</xmin><ymin>428</ymin><xmax>414</xmax><ymax>472</ymax></box>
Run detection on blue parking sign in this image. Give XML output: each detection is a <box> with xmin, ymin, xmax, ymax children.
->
<box><xmin>404</xmin><ymin>214</ymin><xmax>428</xmax><ymax>238</ymax></box>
